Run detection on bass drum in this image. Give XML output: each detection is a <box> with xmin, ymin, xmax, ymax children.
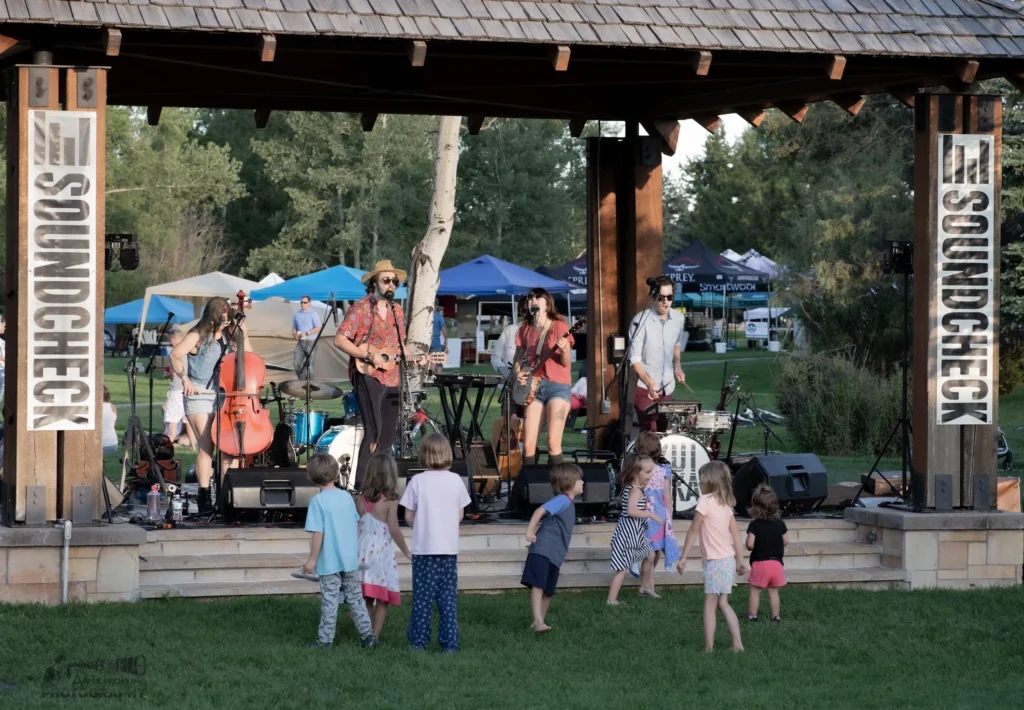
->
<box><xmin>627</xmin><ymin>433</ymin><xmax>711</xmax><ymax>516</ymax></box>
<box><xmin>314</xmin><ymin>425</ymin><xmax>364</xmax><ymax>491</ymax></box>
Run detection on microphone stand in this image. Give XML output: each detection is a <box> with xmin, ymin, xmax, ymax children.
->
<box><xmin>145</xmin><ymin>312</ymin><xmax>175</xmax><ymax>436</ymax></box>
<box><xmin>743</xmin><ymin>389</ymin><xmax>784</xmax><ymax>456</ymax></box>
<box><xmin>386</xmin><ymin>295</ymin><xmax>411</xmax><ymax>461</ymax></box>
<box><xmin>296</xmin><ymin>296</ymin><xmax>332</xmax><ymax>464</ymax></box>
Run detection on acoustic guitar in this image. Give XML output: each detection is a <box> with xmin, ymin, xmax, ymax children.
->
<box><xmin>354</xmin><ymin>346</ymin><xmax>446</xmax><ymax>376</ymax></box>
<box><xmin>511</xmin><ymin>318</ymin><xmax>586</xmax><ymax>407</ymax></box>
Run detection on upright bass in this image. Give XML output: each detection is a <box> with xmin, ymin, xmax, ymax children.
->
<box><xmin>213</xmin><ymin>291</ymin><xmax>274</xmax><ymax>461</ymax></box>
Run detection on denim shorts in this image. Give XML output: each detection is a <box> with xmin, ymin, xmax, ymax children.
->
<box><xmin>535</xmin><ymin>379</ymin><xmax>571</xmax><ymax>405</ymax></box>
<box><xmin>184</xmin><ymin>392</ymin><xmax>217</xmax><ymax>416</ymax></box>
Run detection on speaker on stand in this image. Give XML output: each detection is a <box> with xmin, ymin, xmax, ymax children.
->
<box><xmin>510</xmin><ymin>463</ymin><xmax>613</xmax><ymax>519</ymax></box>
<box><xmin>732</xmin><ymin>454</ymin><xmax>828</xmax><ymax>517</ymax></box>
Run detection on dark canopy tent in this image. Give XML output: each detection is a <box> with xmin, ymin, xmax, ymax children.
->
<box><xmin>536</xmin><ymin>256</ymin><xmax>588</xmax><ymax>289</ymax></box>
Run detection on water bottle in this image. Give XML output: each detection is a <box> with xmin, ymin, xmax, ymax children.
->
<box><xmin>171</xmin><ymin>493</ymin><xmax>184</xmax><ymax>523</ymax></box>
<box><xmin>146</xmin><ymin>485</ymin><xmax>161</xmax><ymax>520</ymax></box>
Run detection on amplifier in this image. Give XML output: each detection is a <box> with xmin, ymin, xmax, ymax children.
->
<box><xmin>510</xmin><ymin>463</ymin><xmax>613</xmax><ymax>518</ymax></box>
<box><xmin>221</xmin><ymin>468</ymin><xmax>318</xmax><ymax>521</ymax></box>
<box><xmin>732</xmin><ymin>454</ymin><xmax>828</xmax><ymax>517</ymax></box>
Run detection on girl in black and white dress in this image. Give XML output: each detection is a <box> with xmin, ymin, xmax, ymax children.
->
<box><xmin>607</xmin><ymin>454</ymin><xmax>663</xmax><ymax>605</ymax></box>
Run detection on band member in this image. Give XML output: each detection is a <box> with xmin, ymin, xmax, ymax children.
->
<box><xmin>335</xmin><ymin>260</ymin><xmax>418</xmax><ymax>488</ymax></box>
<box><xmin>629</xmin><ymin>276</ymin><xmax>686</xmax><ymax>433</ymax></box>
<box><xmin>493</xmin><ymin>297</ymin><xmax>528</xmax><ymax>379</ymax></box>
<box><xmin>170</xmin><ymin>297</ymin><xmax>253</xmax><ymax>513</ymax></box>
<box><xmin>292</xmin><ymin>295</ymin><xmax>322</xmax><ymax>380</ymax></box>
<box><xmin>516</xmin><ymin>288</ymin><xmax>574</xmax><ymax>466</ymax></box>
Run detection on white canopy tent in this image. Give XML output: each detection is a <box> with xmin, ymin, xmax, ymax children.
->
<box><xmin>136</xmin><ymin>271</ymin><xmax>262</xmax><ymax>346</ymax></box>
<box><xmin>258</xmin><ymin>272</ymin><xmax>286</xmax><ymax>287</ymax></box>
<box><xmin>743</xmin><ymin>306</ymin><xmax>790</xmax><ymax>321</ymax></box>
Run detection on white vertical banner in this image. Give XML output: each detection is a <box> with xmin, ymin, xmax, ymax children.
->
<box><xmin>26</xmin><ymin>110</ymin><xmax>98</xmax><ymax>431</ymax></box>
<box><xmin>934</xmin><ymin>133</ymin><xmax>995</xmax><ymax>426</ymax></box>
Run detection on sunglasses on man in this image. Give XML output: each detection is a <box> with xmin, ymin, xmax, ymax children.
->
<box><xmin>379</xmin><ymin>277</ymin><xmax>400</xmax><ymax>286</ymax></box>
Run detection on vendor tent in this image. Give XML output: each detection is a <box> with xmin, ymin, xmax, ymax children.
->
<box><xmin>258</xmin><ymin>272</ymin><xmax>286</xmax><ymax>287</ymax></box>
<box><xmin>664</xmin><ymin>240</ymin><xmax>770</xmax><ymax>294</ymax></box>
<box><xmin>535</xmin><ymin>255</ymin><xmax>587</xmax><ymax>288</ymax></box>
<box><xmin>440</xmin><ymin>254</ymin><xmax>573</xmax><ymax>325</ymax></box>
<box><xmin>137</xmin><ymin>271</ymin><xmax>261</xmax><ymax>345</ymax></box>
<box><xmin>251</xmin><ymin>264</ymin><xmax>407</xmax><ymax>303</ymax></box>
<box><xmin>105</xmin><ymin>295</ymin><xmax>194</xmax><ymax>325</ymax></box>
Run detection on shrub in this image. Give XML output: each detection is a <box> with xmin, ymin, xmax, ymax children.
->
<box><xmin>774</xmin><ymin>353</ymin><xmax>905</xmax><ymax>457</ymax></box>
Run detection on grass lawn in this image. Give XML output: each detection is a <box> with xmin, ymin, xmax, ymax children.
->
<box><xmin>3</xmin><ymin>586</ymin><xmax>1023</xmax><ymax>708</ymax></box>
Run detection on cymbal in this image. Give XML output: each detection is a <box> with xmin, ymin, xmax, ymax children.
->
<box><xmin>279</xmin><ymin>380</ymin><xmax>343</xmax><ymax>400</ymax></box>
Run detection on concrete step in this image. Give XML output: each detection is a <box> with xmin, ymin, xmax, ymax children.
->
<box><xmin>139</xmin><ymin>566</ymin><xmax>906</xmax><ymax>599</ymax></box>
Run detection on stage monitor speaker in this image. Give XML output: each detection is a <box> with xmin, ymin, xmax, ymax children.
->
<box><xmin>732</xmin><ymin>454</ymin><xmax>827</xmax><ymax>517</ymax></box>
<box><xmin>510</xmin><ymin>463</ymin><xmax>613</xmax><ymax>518</ymax></box>
<box><xmin>221</xmin><ymin>468</ymin><xmax>318</xmax><ymax>520</ymax></box>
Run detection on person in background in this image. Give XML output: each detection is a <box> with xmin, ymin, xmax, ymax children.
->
<box><xmin>492</xmin><ymin>297</ymin><xmax>527</xmax><ymax>379</ymax></box>
<box><xmin>102</xmin><ymin>386</ymin><xmax>118</xmax><ymax>454</ymax></box>
<box><xmin>569</xmin><ymin>360</ymin><xmax>587</xmax><ymax>414</ymax></box>
<box><xmin>292</xmin><ymin>295</ymin><xmax>322</xmax><ymax>380</ymax></box>
<box><xmin>429</xmin><ymin>301</ymin><xmax>446</xmax><ymax>375</ymax></box>
<box><xmin>163</xmin><ymin>326</ymin><xmax>197</xmax><ymax>451</ymax></box>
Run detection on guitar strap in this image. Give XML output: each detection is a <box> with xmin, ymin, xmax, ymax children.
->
<box><xmin>531</xmin><ymin>320</ymin><xmax>552</xmax><ymax>373</ymax></box>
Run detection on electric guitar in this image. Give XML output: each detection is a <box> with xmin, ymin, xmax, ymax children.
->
<box><xmin>354</xmin><ymin>345</ymin><xmax>446</xmax><ymax>376</ymax></box>
<box><xmin>511</xmin><ymin>318</ymin><xmax>587</xmax><ymax>407</ymax></box>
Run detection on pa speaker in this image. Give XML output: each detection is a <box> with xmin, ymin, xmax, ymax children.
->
<box><xmin>221</xmin><ymin>468</ymin><xmax>318</xmax><ymax>521</ymax></box>
<box><xmin>733</xmin><ymin>454</ymin><xmax>827</xmax><ymax>517</ymax></box>
<box><xmin>510</xmin><ymin>463</ymin><xmax>613</xmax><ymax>518</ymax></box>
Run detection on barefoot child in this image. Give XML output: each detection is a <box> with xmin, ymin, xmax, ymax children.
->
<box><xmin>677</xmin><ymin>461</ymin><xmax>748</xmax><ymax>652</ymax></box>
<box><xmin>745</xmin><ymin>485</ymin><xmax>789</xmax><ymax>623</ymax></box>
<box><xmin>357</xmin><ymin>453</ymin><xmax>413</xmax><ymax>639</ymax></box>
<box><xmin>522</xmin><ymin>463</ymin><xmax>585</xmax><ymax>632</ymax></box>
<box><xmin>303</xmin><ymin>453</ymin><xmax>378</xmax><ymax>649</ymax></box>
<box><xmin>634</xmin><ymin>431</ymin><xmax>681</xmax><ymax>597</ymax></box>
<box><xmin>607</xmin><ymin>455</ymin><xmax>663</xmax><ymax>605</ymax></box>
<box><xmin>400</xmin><ymin>432</ymin><xmax>471</xmax><ymax>652</ymax></box>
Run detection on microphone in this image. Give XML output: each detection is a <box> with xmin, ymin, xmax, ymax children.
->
<box><xmin>233</xmin><ymin>311</ymin><xmax>245</xmax><ymax>322</ymax></box>
<box><xmin>168</xmin><ymin>312</ymin><xmax>175</xmax><ymax>319</ymax></box>
<box><xmin>329</xmin><ymin>292</ymin><xmax>338</xmax><ymax>326</ymax></box>
<box><xmin>385</xmin><ymin>290</ymin><xmax>395</xmax><ymax>302</ymax></box>
<box><xmin>646</xmin><ymin>277</ymin><xmax>659</xmax><ymax>288</ymax></box>
<box><xmin>529</xmin><ymin>305</ymin><xmax>539</xmax><ymax>314</ymax></box>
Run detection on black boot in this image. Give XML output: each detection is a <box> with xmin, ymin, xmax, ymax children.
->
<box><xmin>549</xmin><ymin>453</ymin><xmax>564</xmax><ymax>465</ymax></box>
<box><xmin>523</xmin><ymin>454</ymin><xmax>537</xmax><ymax>467</ymax></box>
<box><xmin>198</xmin><ymin>487</ymin><xmax>213</xmax><ymax>514</ymax></box>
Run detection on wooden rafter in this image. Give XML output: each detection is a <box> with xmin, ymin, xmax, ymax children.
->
<box><xmin>254</xmin><ymin>108</ymin><xmax>271</xmax><ymax>129</ymax></box>
<box><xmin>361</xmin><ymin>112</ymin><xmax>378</xmax><ymax>132</ymax></box>
<box><xmin>103</xmin><ymin>29</ymin><xmax>121</xmax><ymax>57</ymax></box>
<box><xmin>408</xmin><ymin>40</ymin><xmax>427</xmax><ymax>67</ymax></box>
<box><xmin>889</xmin><ymin>86</ymin><xmax>918</xmax><ymax>109</ymax></box>
<box><xmin>832</xmin><ymin>93</ymin><xmax>866</xmax><ymax>116</ymax></box>
<box><xmin>827</xmin><ymin>55</ymin><xmax>846</xmax><ymax>81</ymax></box>
<box><xmin>738</xmin><ymin>109</ymin><xmax>766</xmax><ymax>128</ymax></box>
<box><xmin>147</xmin><ymin>106</ymin><xmax>161</xmax><ymax>126</ymax></box>
<box><xmin>569</xmin><ymin>118</ymin><xmax>587</xmax><ymax>138</ymax></box>
<box><xmin>467</xmin><ymin>115</ymin><xmax>485</xmax><ymax>135</ymax></box>
<box><xmin>1006</xmin><ymin>73</ymin><xmax>1024</xmax><ymax>92</ymax></box>
<box><xmin>693</xmin><ymin>114</ymin><xmax>722</xmax><ymax>133</ymax></box>
<box><xmin>776</xmin><ymin>102</ymin><xmax>809</xmax><ymax>123</ymax></box>
<box><xmin>692</xmin><ymin>50</ymin><xmax>712</xmax><ymax>76</ymax></box>
<box><xmin>260</xmin><ymin>34</ymin><xmax>277</xmax><ymax>63</ymax></box>
<box><xmin>955</xmin><ymin>59</ymin><xmax>980</xmax><ymax>84</ymax></box>
<box><xmin>640</xmin><ymin>120</ymin><xmax>679</xmax><ymax>157</ymax></box>
<box><xmin>549</xmin><ymin>45</ymin><xmax>571</xmax><ymax>72</ymax></box>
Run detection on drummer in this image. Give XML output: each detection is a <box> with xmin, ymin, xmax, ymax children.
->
<box><xmin>629</xmin><ymin>276</ymin><xmax>686</xmax><ymax>433</ymax></box>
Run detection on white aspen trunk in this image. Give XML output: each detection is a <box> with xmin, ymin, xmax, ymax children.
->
<box><xmin>406</xmin><ymin>115</ymin><xmax>461</xmax><ymax>389</ymax></box>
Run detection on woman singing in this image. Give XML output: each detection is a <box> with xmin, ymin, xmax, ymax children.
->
<box><xmin>516</xmin><ymin>288</ymin><xmax>574</xmax><ymax>466</ymax></box>
<box><xmin>170</xmin><ymin>297</ymin><xmax>253</xmax><ymax>514</ymax></box>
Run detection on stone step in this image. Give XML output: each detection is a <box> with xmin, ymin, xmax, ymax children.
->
<box><xmin>139</xmin><ymin>566</ymin><xmax>906</xmax><ymax>599</ymax></box>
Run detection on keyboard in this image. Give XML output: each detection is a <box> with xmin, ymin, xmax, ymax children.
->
<box><xmin>433</xmin><ymin>373</ymin><xmax>503</xmax><ymax>387</ymax></box>
<box><xmin>642</xmin><ymin>400</ymin><xmax>702</xmax><ymax>417</ymax></box>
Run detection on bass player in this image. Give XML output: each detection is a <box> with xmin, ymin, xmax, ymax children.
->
<box><xmin>515</xmin><ymin>288</ymin><xmax>574</xmax><ymax>466</ymax></box>
<box><xmin>335</xmin><ymin>259</ymin><xmax>422</xmax><ymax>488</ymax></box>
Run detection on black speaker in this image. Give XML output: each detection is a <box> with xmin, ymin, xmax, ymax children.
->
<box><xmin>510</xmin><ymin>463</ymin><xmax>613</xmax><ymax>518</ymax></box>
<box><xmin>395</xmin><ymin>461</ymin><xmax>472</xmax><ymax>521</ymax></box>
<box><xmin>732</xmin><ymin>454</ymin><xmax>828</xmax><ymax>517</ymax></box>
<box><xmin>221</xmin><ymin>468</ymin><xmax>319</xmax><ymax>521</ymax></box>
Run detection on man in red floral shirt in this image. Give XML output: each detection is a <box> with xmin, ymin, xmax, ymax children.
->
<box><xmin>335</xmin><ymin>260</ymin><xmax>416</xmax><ymax>487</ymax></box>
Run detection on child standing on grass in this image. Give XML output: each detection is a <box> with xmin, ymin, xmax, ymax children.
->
<box><xmin>302</xmin><ymin>453</ymin><xmax>378</xmax><ymax>649</ymax></box>
<box><xmin>522</xmin><ymin>463</ymin><xmax>585</xmax><ymax>632</ymax></box>
<box><xmin>399</xmin><ymin>432</ymin><xmax>471</xmax><ymax>652</ymax></box>
<box><xmin>634</xmin><ymin>431</ymin><xmax>681</xmax><ymax>597</ymax></box>
<box><xmin>745</xmin><ymin>485</ymin><xmax>788</xmax><ymax>623</ymax></box>
<box><xmin>677</xmin><ymin>461</ymin><xmax>747</xmax><ymax>652</ymax></box>
<box><xmin>357</xmin><ymin>453</ymin><xmax>413</xmax><ymax>640</ymax></box>
<box><xmin>607</xmin><ymin>455</ymin><xmax>663</xmax><ymax>605</ymax></box>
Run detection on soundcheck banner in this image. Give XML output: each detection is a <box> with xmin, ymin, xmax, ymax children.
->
<box><xmin>935</xmin><ymin>133</ymin><xmax>995</xmax><ymax>426</ymax></box>
<box><xmin>26</xmin><ymin>110</ymin><xmax>98</xmax><ymax>431</ymax></box>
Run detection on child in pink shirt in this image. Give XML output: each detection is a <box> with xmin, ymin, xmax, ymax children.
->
<box><xmin>677</xmin><ymin>461</ymin><xmax>748</xmax><ymax>652</ymax></box>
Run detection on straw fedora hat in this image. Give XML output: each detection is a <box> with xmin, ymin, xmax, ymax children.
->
<box><xmin>361</xmin><ymin>259</ymin><xmax>408</xmax><ymax>285</ymax></box>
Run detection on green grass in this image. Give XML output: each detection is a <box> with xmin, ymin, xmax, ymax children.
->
<box><xmin>3</xmin><ymin>586</ymin><xmax>1024</xmax><ymax>708</ymax></box>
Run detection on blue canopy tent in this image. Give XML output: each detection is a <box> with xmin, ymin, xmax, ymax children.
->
<box><xmin>250</xmin><ymin>264</ymin><xmax>408</xmax><ymax>303</ymax></box>
<box><xmin>104</xmin><ymin>295</ymin><xmax>195</xmax><ymax>324</ymax></box>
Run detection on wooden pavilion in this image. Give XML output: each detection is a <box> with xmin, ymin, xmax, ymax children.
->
<box><xmin>0</xmin><ymin>0</ymin><xmax>1019</xmax><ymax>529</ymax></box>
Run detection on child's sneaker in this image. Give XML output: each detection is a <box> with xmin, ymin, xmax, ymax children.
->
<box><xmin>361</xmin><ymin>636</ymin><xmax>380</xmax><ymax>649</ymax></box>
<box><xmin>747</xmin><ymin>615</ymin><xmax>758</xmax><ymax>622</ymax></box>
<box><xmin>770</xmin><ymin>616</ymin><xmax>781</xmax><ymax>623</ymax></box>
<box><xmin>304</xmin><ymin>640</ymin><xmax>331</xmax><ymax>649</ymax></box>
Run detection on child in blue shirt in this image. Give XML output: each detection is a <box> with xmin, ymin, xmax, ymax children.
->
<box><xmin>522</xmin><ymin>463</ymin><xmax>584</xmax><ymax>632</ymax></box>
<box><xmin>303</xmin><ymin>453</ymin><xmax>378</xmax><ymax>649</ymax></box>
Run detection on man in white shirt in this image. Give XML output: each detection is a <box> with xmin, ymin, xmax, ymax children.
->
<box><xmin>629</xmin><ymin>276</ymin><xmax>686</xmax><ymax>432</ymax></box>
<box><xmin>492</xmin><ymin>297</ymin><xmax>528</xmax><ymax>378</ymax></box>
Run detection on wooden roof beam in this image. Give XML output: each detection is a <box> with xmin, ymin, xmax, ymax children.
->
<box><xmin>832</xmin><ymin>93</ymin><xmax>865</xmax><ymax>117</ymax></box>
<box><xmin>361</xmin><ymin>112</ymin><xmax>378</xmax><ymax>132</ymax></box>
<box><xmin>1006</xmin><ymin>73</ymin><xmax>1024</xmax><ymax>92</ymax></box>
<box><xmin>889</xmin><ymin>86</ymin><xmax>917</xmax><ymax>109</ymax></box>
<box><xmin>693</xmin><ymin>115</ymin><xmax>722</xmax><ymax>134</ymax></box>
<box><xmin>147</xmin><ymin>106</ymin><xmax>161</xmax><ymax>126</ymax></box>
<box><xmin>568</xmin><ymin>119</ymin><xmax>587</xmax><ymax>138</ymax></box>
<box><xmin>640</xmin><ymin>120</ymin><xmax>680</xmax><ymax>157</ymax></box>
<box><xmin>467</xmin><ymin>116</ymin><xmax>485</xmax><ymax>135</ymax></box>
<box><xmin>260</xmin><ymin>33</ymin><xmax>276</xmax><ymax>62</ymax></box>
<box><xmin>254</xmin><ymin>108</ymin><xmax>271</xmax><ymax>129</ymax></box>
<box><xmin>827</xmin><ymin>55</ymin><xmax>846</xmax><ymax>81</ymax></box>
<box><xmin>776</xmin><ymin>102</ymin><xmax>809</xmax><ymax>123</ymax></box>
<box><xmin>691</xmin><ymin>50</ymin><xmax>712</xmax><ymax>76</ymax></box>
<box><xmin>549</xmin><ymin>45</ymin><xmax>571</xmax><ymax>71</ymax></box>
<box><xmin>738</xmin><ymin>109</ymin><xmax>766</xmax><ymax>128</ymax></box>
<box><xmin>408</xmin><ymin>40</ymin><xmax>427</xmax><ymax>67</ymax></box>
<box><xmin>955</xmin><ymin>59</ymin><xmax>980</xmax><ymax>84</ymax></box>
<box><xmin>103</xmin><ymin>28</ymin><xmax>121</xmax><ymax>57</ymax></box>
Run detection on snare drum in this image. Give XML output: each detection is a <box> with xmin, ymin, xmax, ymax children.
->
<box><xmin>314</xmin><ymin>425</ymin><xmax>364</xmax><ymax>490</ymax></box>
<box><xmin>293</xmin><ymin>410</ymin><xmax>329</xmax><ymax>446</ymax></box>
<box><xmin>627</xmin><ymin>432</ymin><xmax>711</xmax><ymax>515</ymax></box>
<box><xmin>693</xmin><ymin>410</ymin><xmax>732</xmax><ymax>433</ymax></box>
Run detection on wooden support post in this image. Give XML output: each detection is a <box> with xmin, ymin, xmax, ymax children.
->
<box><xmin>827</xmin><ymin>55</ymin><xmax>846</xmax><ymax>80</ymax></box>
<box><xmin>569</xmin><ymin>119</ymin><xmax>587</xmax><ymax>138</ymax></box>
<box><xmin>360</xmin><ymin>112</ymin><xmax>378</xmax><ymax>132</ymax></box>
<box><xmin>912</xmin><ymin>94</ymin><xmax>1001</xmax><ymax>509</ymax></box>
<box><xmin>259</xmin><ymin>33</ymin><xmax>277</xmax><ymax>62</ymax></box>
<box><xmin>738</xmin><ymin>109</ymin><xmax>766</xmax><ymax>128</ymax></box>
<box><xmin>408</xmin><ymin>40</ymin><xmax>427</xmax><ymax>67</ymax></box>
<box><xmin>585</xmin><ymin>136</ymin><xmax>663</xmax><ymax>448</ymax></box>
<box><xmin>549</xmin><ymin>45</ymin><xmax>570</xmax><ymax>72</ymax></box>
<box><xmin>147</xmin><ymin>105</ymin><xmax>161</xmax><ymax>126</ymax></box>
<box><xmin>3</xmin><ymin>62</ymin><xmax>107</xmax><ymax>523</ymax></box>
<box><xmin>254</xmin><ymin>108</ymin><xmax>271</xmax><ymax>128</ymax></box>
<box><xmin>691</xmin><ymin>50</ymin><xmax>712</xmax><ymax>76</ymax></box>
<box><xmin>104</xmin><ymin>28</ymin><xmax>121</xmax><ymax>57</ymax></box>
